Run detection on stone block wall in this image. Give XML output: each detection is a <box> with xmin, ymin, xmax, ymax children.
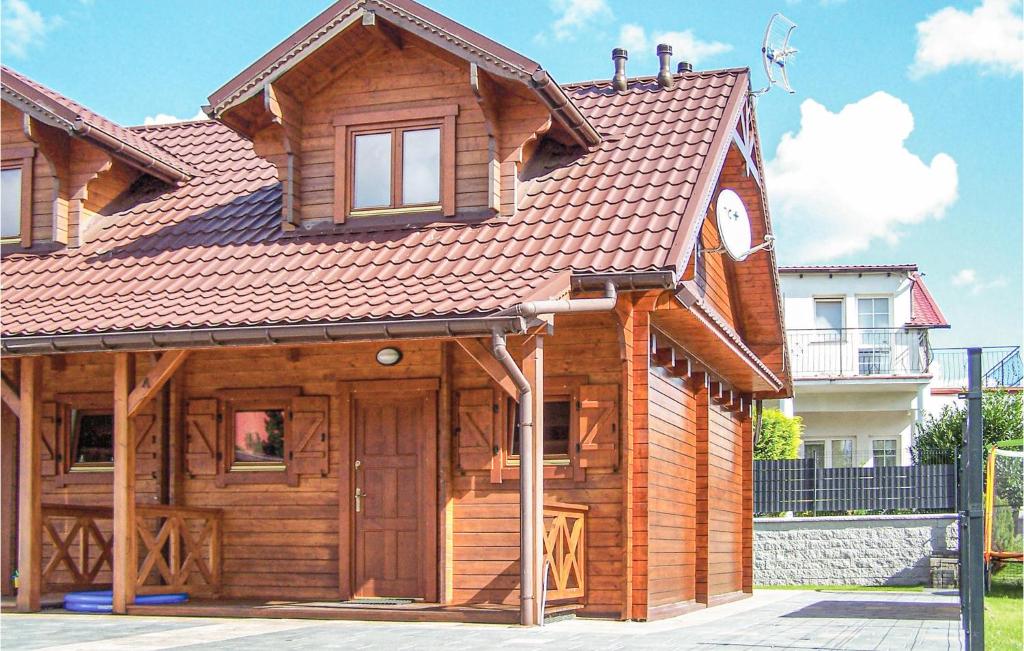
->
<box><xmin>754</xmin><ymin>514</ymin><xmax>959</xmax><ymax>586</ymax></box>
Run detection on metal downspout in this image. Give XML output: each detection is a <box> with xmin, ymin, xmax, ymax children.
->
<box><xmin>491</xmin><ymin>332</ymin><xmax>536</xmax><ymax>624</ymax></box>
<box><xmin>489</xmin><ymin>282</ymin><xmax>618</xmax><ymax>626</ymax></box>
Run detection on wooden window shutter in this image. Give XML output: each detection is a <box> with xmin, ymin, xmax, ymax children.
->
<box><xmin>577</xmin><ymin>384</ymin><xmax>619</xmax><ymax>471</ymax></box>
<box><xmin>40</xmin><ymin>401</ymin><xmax>58</xmax><ymax>477</ymax></box>
<box><xmin>287</xmin><ymin>395</ymin><xmax>330</xmax><ymax>486</ymax></box>
<box><xmin>456</xmin><ymin>388</ymin><xmax>500</xmax><ymax>481</ymax></box>
<box><xmin>134</xmin><ymin>407</ymin><xmax>159</xmax><ymax>480</ymax></box>
<box><xmin>185</xmin><ymin>398</ymin><xmax>219</xmax><ymax>477</ymax></box>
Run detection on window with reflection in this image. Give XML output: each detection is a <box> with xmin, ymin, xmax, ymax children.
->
<box><xmin>232</xmin><ymin>409</ymin><xmax>285</xmax><ymax>467</ymax></box>
<box><xmin>1</xmin><ymin>167</ymin><xmax>22</xmax><ymax>240</ymax></box>
<box><xmin>350</xmin><ymin>125</ymin><xmax>441</xmax><ymax>212</ymax></box>
<box><xmin>71</xmin><ymin>411</ymin><xmax>114</xmax><ymax>469</ymax></box>
<box><xmin>509</xmin><ymin>397</ymin><xmax>572</xmax><ymax>462</ymax></box>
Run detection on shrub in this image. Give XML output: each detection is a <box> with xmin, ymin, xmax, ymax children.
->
<box><xmin>754</xmin><ymin>408</ymin><xmax>803</xmax><ymax>460</ymax></box>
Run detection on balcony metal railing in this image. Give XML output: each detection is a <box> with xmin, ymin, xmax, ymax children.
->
<box><xmin>930</xmin><ymin>346</ymin><xmax>1023</xmax><ymax>389</ymax></box>
<box><xmin>786</xmin><ymin>327</ymin><xmax>930</xmax><ymax>379</ymax></box>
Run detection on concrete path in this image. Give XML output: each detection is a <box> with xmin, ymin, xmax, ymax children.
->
<box><xmin>0</xmin><ymin>589</ymin><xmax>963</xmax><ymax>650</ymax></box>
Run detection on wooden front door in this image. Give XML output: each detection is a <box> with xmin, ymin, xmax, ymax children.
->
<box><xmin>350</xmin><ymin>382</ymin><xmax>437</xmax><ymax>599</ymax></box>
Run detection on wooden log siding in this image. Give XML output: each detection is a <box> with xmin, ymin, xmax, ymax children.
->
<box><xmin>451</xmin><ymin>313</ymin><xmax>625</xmax><ymax>617</ymax></box>
<box><xmin>645</xmin><ymin>366</ymin><xmax>698</xmax><ymax>611</ymax></box>
<box><xmin>705</xmin><ymin>401</ymin><xmax>744</xmax><ymax>601</ymax></box>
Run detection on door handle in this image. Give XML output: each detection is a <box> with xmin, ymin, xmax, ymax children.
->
<box><xmin>355</xmin><ymin>487</ymin><xmax>366</xmax><ymax>513</ymax></box>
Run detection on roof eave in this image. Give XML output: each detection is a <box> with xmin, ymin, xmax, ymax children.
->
<box><xmin>1</xmin><ymin>85</ymin><xmax>193</xmax><ymax>184</ymax></box>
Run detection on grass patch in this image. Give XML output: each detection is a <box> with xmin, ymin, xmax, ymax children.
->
<box><xmin>987</xmin><ymin>562</ymin><xmax>1023</xmax><ymax>651</ymax></box>
<box><xmin>756</xmin><ymin>584</ymin><xmax>924</xmax><ymax>593</ymax></box>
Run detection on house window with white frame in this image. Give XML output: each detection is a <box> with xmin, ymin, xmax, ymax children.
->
<box><xmin>872</xmin><ymin>439</ymin><xmax>898</xmax><ymax>467</ymax></box>
<box><xmin>857</xmin><ymin>297</ymin><xmax>892</xmax><ymax>374</ymax></box>
<box><xmin>814</xmin><ymin>298</ymin><xmax>843</xmax><ymax>333</ymax></box>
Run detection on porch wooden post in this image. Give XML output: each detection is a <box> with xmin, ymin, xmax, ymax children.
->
<box><xmin>16</xmin><ymin>357</ymin><xmax>42</xmax><ymax>612</ymax></box>
<box><xmin>521</xmin><ymin>335</ymin><xmax>544</xmax><ymax>624</ymax></box>
<box><xmin>112</xmin><ymin>352</ymin><xmax>137</xmax><ymax>614</ymax></box>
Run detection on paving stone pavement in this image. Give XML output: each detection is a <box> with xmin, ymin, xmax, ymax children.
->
<box><xmin>0</xmin><ymin>589</ymin><xmax>963</xmax><ymax>650</ymax></box>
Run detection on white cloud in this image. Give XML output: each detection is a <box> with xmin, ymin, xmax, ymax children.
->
<box><xmin>142</xmin><ymin>109</ymin><xmax>208</xmax><ymax>126</ymax></box>
<box><xmin>911</xmin><ymin>0</ymin><xmax>1024</xmax><ymax>77</ymax></box>
<box><xmin>766</xmin><ymin>92</ymin><xmax>959</xmax><ymax>263</ymax></box>
<box><xmin>1</xmin><ymin>0</ymin><xmax>61</xmax><ymax>58</ymax></box>
<box><xmin>544</xmin><ymin>0</ymin><xmax>612</xmax><ymax>42</ymax></box>
<box><xmin>951</xmin><ymin>268</ymin><xmax>1008</xmax><ymax>294</ymax></box>
<box><xmin>618</xmin><ymin>23</ymin><xmax>732</xmax><ymax>67</ymax></box>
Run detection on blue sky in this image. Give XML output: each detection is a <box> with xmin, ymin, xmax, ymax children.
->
<box><xmin>2</xmin><ymin>0</ymin><xmax>1021</xmax><ymax>348</ymax></box>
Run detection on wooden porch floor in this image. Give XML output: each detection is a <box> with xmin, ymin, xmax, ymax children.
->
<box><xmin>125</xmin><ymin>599</ymin><xmax>581</xmax><ymax>625</ymax></box>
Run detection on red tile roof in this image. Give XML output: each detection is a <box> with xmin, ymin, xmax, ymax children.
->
<box><xmin>907</xmin><ymin>272</ymin><xmax>949</xmax><ymax>328</ymax></box>
<box><xmin>1</xmin><ymin>66</ymin><xmax>194</xmax><ymax>182</ymax></box>
<box><xmin>1</xmin><ymin>69</ymin><xmax>747</xmax><ymax>338</ymax></box>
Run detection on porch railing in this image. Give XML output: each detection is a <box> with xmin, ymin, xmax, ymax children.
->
<box><xmin>39</xmin><ymin>503</ymin><xmax>222</xmax><ymax>597</ymax></box>
<box><xmin>136</xmin><ymin>505</ymin><xmax>222</xmax><ymax>596</ymax></box>
<box><xmin>543</xmin><ymin>501</ymin><xmax>587</xmax><ymax>602</ymax></box>
<box><xmin>786</xmin><ymin>327</ymin><xmax>930</xmax><ymax>378</ymax></box>
<box><xmin>41</xmin><ymin>504</ymin><xmax>114</xmax><ymax>592</ymax></box>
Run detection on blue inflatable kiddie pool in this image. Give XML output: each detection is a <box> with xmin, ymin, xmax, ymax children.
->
<box><xmin>64</xmin><ymin>590</ymin><xmax>189</xmax><ymax>613</ymax></box>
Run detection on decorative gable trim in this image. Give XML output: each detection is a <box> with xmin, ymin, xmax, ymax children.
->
<box><xmin>206</xmin><ymin>0</ymin><xmax>600</xmax><ymax>148</ymax></box>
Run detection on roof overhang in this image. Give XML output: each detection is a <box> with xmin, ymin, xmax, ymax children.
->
<box><xmin>206</xmin><ymin>0</ymin><xmax>600</xmax><ymax>148</ymax></box>
<box><xmin>0</xmin><ymin>80</ymin><xmax>192</xmax><ymax>184</ymax></box>
<box><xmin>0</xmin><ymin>316</ymin><xmax>535</xmax><ymax>357</ymax></box>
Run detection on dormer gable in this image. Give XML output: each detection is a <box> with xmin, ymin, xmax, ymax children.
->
<box><xmin>205</xmin><ymin>0</ymin><xmax>599</xmax><ymax>231</ymax></box>
<box><xmin>1</xmin><ymin>66</ymin><xmax>194</xmax><ymax>249</ymax></box>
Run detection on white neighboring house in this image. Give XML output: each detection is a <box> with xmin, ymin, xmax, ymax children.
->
<box><xmin>772</xmin><ymin>264</ymin><xmax>949</xmax><ymax>467</ymax></box>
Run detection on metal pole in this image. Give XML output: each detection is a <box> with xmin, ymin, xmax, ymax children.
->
<box><xmin>962</xmin><ymin>347</ymin><xmax>985</xmax><ymax>650</ymax></box>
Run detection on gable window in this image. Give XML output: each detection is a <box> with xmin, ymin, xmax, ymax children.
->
<box><xmin>70</xmin><ymin>411</ymin><xmax>114</xmax><ymax>470</ymax></box>
<box><xmin>1</xmin><ymin>166</ymin><xmax>23</xmax><ymax>241</ymax></box>
<box><xmin>334</xmin><ymin>104</ymin><xmax>457</xmax><ymax>221</ymax></box>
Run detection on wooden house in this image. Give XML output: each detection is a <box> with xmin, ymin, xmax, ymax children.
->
<box><xmin>0</xmin><ymin>0</ymin><xmax>790</xmax><ymax>625</ymax></box>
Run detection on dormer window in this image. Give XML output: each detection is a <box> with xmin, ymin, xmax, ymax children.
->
<box><xmin>1</xmin><ymin>167</ymin><xmax>22</xmax><ymax>240</ymax></box>
<box><xmin>352</xmin><ymin>126</ymin><xmax>441</xmax><ymax>211</ymax></box>
<box><xmin>334</xmin><ymin>103</ymin><xmax>457</xmax><ymax>221</ymax></box>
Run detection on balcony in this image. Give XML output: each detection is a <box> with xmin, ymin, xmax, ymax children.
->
<box><xmin>787</xmin><ymin>327</ymin><xmax>930</xmax><ymax>380</ymax></box>
<box><xmin>930</xmin><ymin>346</ymin><xmax>1023</xmax><ymax>389</ymax></box>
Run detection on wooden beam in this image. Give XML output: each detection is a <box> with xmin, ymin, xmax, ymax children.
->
<box><xmin>362</xmin><ymin>10</ymin><xmax>404</xmax><ymax>50</ymax></box>
<box><xmin>16</xmin><ymin>357</ymin><xmax>42</xmax><ymax>612</ymax></box>
<box><xmin>454</xmin><ymin>338</ymin><xmax>518</xmax><ymax>400</ymax></box>
<box><xmin>112</xmin><ymin>353</ymin><xmax>137</xmax><ymax>614</ymax></box>
<box><xmin>1</xmin><ymin>374</ymin><xmax>20</xmax><ymax>420</ymax></box>
<box><xmin>127</xmin><ymin>350</ymin><xmax>189</xmax><ymax>418</ymax></box>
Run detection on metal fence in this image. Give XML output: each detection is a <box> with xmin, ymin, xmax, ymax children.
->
<box><xmin>786</xmin><ymin>328</ymin><xmax>930</xmax><ymax>378</ymax></box>
<box><xmin>930</xmin><ymin>346</ymin><xmax>1022</xmax><ymax>389</ymax></box>
<box><xmin>754</xmin><ymin>458</ymin><xmax>957</xmax><ymax>515</ymax></box>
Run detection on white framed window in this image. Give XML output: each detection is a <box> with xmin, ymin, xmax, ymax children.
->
<box><xmin>830</xmin><ymin>438</ymin><xmax>855</xmax><ymax>468</ymax></box>
<box><xmin>872</xmin><ymin>439</ymin><xmax>898</xmax><ymax>467</ymax></box>
<box><xmin>1</xmin><ymin>166</ymin><xmax>23</xmax><ymax>240</ymax></box>
<box><xmin>857</xmin><ymin>297</ymin><xmax>891</xmax><ymax>329</ymax></box>
<box><xmin>802</xmin><ymin>440</ymin><xmax>825</xmax><ymax>466</ymax></box>
<box><xmin>814</xmin><ymin>298</ymin><xmax>844</xmax><ymax>332</ymax></box>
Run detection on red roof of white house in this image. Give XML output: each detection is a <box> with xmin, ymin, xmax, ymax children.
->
<box><xmin>907</xmin><ymin>272</ymin><xmax>949</xmax><ymax>329</ymax></box>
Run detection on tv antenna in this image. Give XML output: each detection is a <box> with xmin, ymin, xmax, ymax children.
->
<box><xmin>753</xmin><ymin>13</ymin><xmax>797</xmax><ymax>96</ymax></box>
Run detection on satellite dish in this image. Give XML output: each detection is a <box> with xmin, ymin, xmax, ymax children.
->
<box><xmin>716</xmin><ymin>189</ymin><xmax>752</xmax><ymax>261</ymax></box>
<box><xmin>756</xmin><ymin>13</ymin><xmax>798</xmax><ymax>95</ymax></box>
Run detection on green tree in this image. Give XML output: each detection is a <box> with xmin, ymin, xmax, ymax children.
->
<box><xmin>911</xmin><ymin>390</ymin><xmax>1023</xmax><ymax>464</ymax></box>
<box><xmin>754</xmin><ymin>408</ymin><xmax>803</xmax><ymax>460</ymax></box>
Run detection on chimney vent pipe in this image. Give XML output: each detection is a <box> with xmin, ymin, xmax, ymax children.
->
<box><xmin>677</xmin><ymin>61</ymin><xmax>693</xmax><ymax>74</ymax></box>
<box><xmin>656</xmin><ymin>43</ymin><xmax>674</xmax><ymax>89</ymax></box>
<box><xmin>611</xmin><ymin>48</ymin><xmax>628</xmax><ymax>92</ymax></box>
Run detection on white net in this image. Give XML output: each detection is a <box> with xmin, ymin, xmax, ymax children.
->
<box><xmin>988</xmin><ymin>448</ymin><xmax>1024</xmax><ymax>559</ymax></box>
